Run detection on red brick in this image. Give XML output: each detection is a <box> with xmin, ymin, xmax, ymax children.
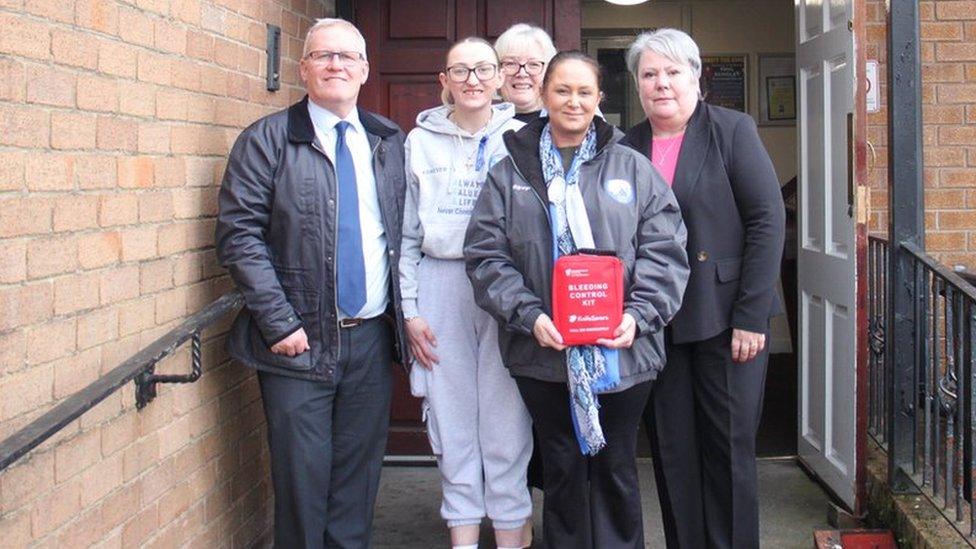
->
<box><xmin>0</xmin><ymin>452</ymin><xmax>54</xmax><ymax>512</ymax></box>
<box><xmin>27</xmin><ymin>235</ymin><xmax>78</xmax><ymax>278</ymax></box>
<box><xmin>156</xmin><ymin>89</ymin><xmax>190</xmax><ymax>121</ymax></box>
<box><xmin>99</xmin><ymin>194</ymin><xmax>139</xmax><ymax>227</ymax></box>
<box><xmin>77</xmin><ymin>75</ymin><xmax>120</xmax><ymax>112</ymax></box>
<box><xmin>0</xmin><ymin>105</ymin><xmax>50</xmax><ymax>148</ymax></box>
<box><xmin>78</xmin><ymin>231</ymin><xmax>122</xmax><ymax>269</ymax></box>
<box><xmin>155</xmin><ymin>287</ymin><xmax>188</xmax><ymax>323</ymax></box>
<box><xmin>98</xmin><ymin>38</ymin><xmax>138</xmax><ymax>79</ymax></box>
<box><xmin>185</xmin><ymin>157</ymin><xmax>221</xmax><ymax>187</ymax></box>
<box><xmin>76</xmin><ymin>154</ymin><xmax>119</xmax><ymax>189</ymax></box>
<box><xmin>55</xmin><ymin>272</ymin><xmax>101</xmax><ymax>315</ymax></box>
<box><xmin>924</xmin><ymin>63</ymin><xmax>965</xmax><ymax>83</ymax></box>
<box><xmin>173</xmin><ymin>188</ymin><xmax>218</xmax><ymax>219</ymax></box>
<box><xmin>0</xmin><ymin>239</ymin><xmax>27</xmax><ymax>284</ymax></box>
<box><xmin>119</xmin><ymin>296</ymin><xmax>156</xmax><ymax>336</ymax></box>
<box><xmin>100</xmin><ymin>264</ymin><xmax>140</xmax><ymax>305</ymax></box>
<box><xmin>936</xmin><ymin>1</ymin><xmax>976</xmax><ymax>20</ymax></box>
<box><xmin>77</xmin><ymin>307</ymin><xmax>119</xmax><ymax>349</ymax></box>
<box><xmin>52</xmin><ymin>111</ymin><xmax>99</xmax><ymax>150</ymax></box>
<box><xmin>52</xmin><ymin>29</ymin><xmax>100</xmax><ymax>70</ymax></box>
<box><xmin>0</xmin><ymin>150</ymin><xmax>26</xmax><ymax>191</ymax></box>
<box><xmin>155</xmin><ymin>156</ymin><xmax>186</xmax><ymax>187</ymax></box>
<box><xmin>936</xmin><ymin>43</ymin><xmax>976</xmax><ymax>62</ymax></box>
<box><xmin>926</xmin><ymin>231</ymin><xmax>967</xmax><ymax>251</ymax></box>
<box><xmin>0</xmin><ymin>363</ymin><xmax>54</xmax><ymax>420</ymax></box>
<box><xmin>122</xmin><ymin>503</ymin><xmax>159</xmax><ymax>548</ymax></box>
<box><xmin>0</xmin><ymin>281</ymin><xmax>54</xmax><ymax>332</ymax></box>
<box><xmin>118</xmin><ymin>157</ymin><xmax>156</xmax><ymax>189</ymax></box>
<box><xmin>938</xmin><ymin>209</ymin><xmax>976</xmax><ymax>229</ymax></box>
<box><xmin>139</xmin><ymin>122</ymin><xmax>171</xmax><ymax>154</ymax></box>
<box><xmin>118</xmin><ymin>6</ymin><xmax>155</xmax><ymax>48</ymax></box>
<box><xmin>26</xmin><ymin>153</ymin><xmax>74</xmax><ymax>191</ymax></box>
<box><xmin>119</xmin><ymin>80</ymin><xmax>157</xmax><ymax>117</ymax></box>
<box><xmin>0</xmin><ymin>331</ymin><xmax>27</xmax><ymax>376</ymax></box>
<box><xmin>0</xmin><ymin>57</ymin><xmax>25</xmax><ymax>102</ymax></box>
<box><xmin>155</xmin><ymin>19</ymin><xmax>188</xmax><ymax>54</ymax></box>
<box><xmin>78</xmin><ymin>452</ymin><xmax>123</xmax><ymax>507</ymax></box>
<box><xmin>26</xmin><ymin>65</ymin><xmax>77</xmax><ymax>107</ymax></box>
<box><xmin>0</xmin><ymin>12</ymin><xmax>51</xmax><ymax>60</ymax></box>
<box><xmin>139</xmin><ymin>190</ymin><xmax>175</xmax><ymax>223</ymax></box>
<box><xmin>936</xmin><ymin>83</ymin><xmax>976</xmax><ymax>104</ymax></box>
<box><xmin>0</xmin><ymin>196</ymin><xmax>53</xmax><ymax>237</ymax></box>
<box><xmin>138</xmin><ymin>50</ymin><xmax>173</xmax><ymax>86</ymax></box>
<box><xmin>97</xmin><ymin>115</ymin><xmax>138</xmax><ymax>152</ymax></box>
<box><xmin>171</xmin><ymin>126</ymin><xmax>227</xmax><ymax>155</ymax></box>
<box><xmin>939</xmin><ymin>126</ymin><xmax>976</xmax><ymax>145</ymax></box>
<box><xmin>922</xmin><ymin>21</ymin><xmax>964</xmax><ymax>41</ymax></box>
<box><xmin>924</xmin><ymin>146</ymin><xmax>967</xmax><ymax>166</ymax></box>
<box><xmin>52</xmin><ymin>347</ymin><xmax>102</xmax><ymax>400</ymax></box>
<box><xmin>186</xmin><ymin>95</ymin><xmax>217</xmax><ymax>124</ymax></box>
<box><xmin>76</xmin><ymin>0</ymin><xmax>120</xmax><ymax>35</ymax></box>
<box><xmin>121</xmin><ymin>226</ymin><xmax>158</xmax><ymax>261</ymax></box>
<box><xmin>0</xmin><ymin>510</ymin><xmax>31</xmax><ymax>548</ymax></box>
<box><xmin>140</xmin><ymin>258</ymin><xmax>174</xmax><ymax>294</ymax></box>
<box><xmin>941</xmin><ymin>168</ymin><xmax>976</xmax><ymax>186</ymax></box>
<box><xmin>31</xmin><ymin>479</ymin><xmax>82</xmax><ymax>537</ymax></box>
<box><xmin>55</xmin><ymin>428</ymin><xmax>102</xmax><ymax>482</ymax></box>
<box><xmin>54</xmin><ymin>194</ymin><xmax>100</xmax><ymax>232</ymax></box>
<box><xmin>101</xmin><ymin>412</ymin><xmax>140</xmax><ymax>456</ymax></box>
<box><xmin>158</xmin><ymin>219</ymin><xmax>213</xmax><ymax>255</ymax></box>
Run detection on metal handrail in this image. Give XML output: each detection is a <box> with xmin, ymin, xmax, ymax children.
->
<box><xmin>0</xmin><ymin>291</ymin><xmax>244</xmax><ymax>473</ymax></box>
<box><xmin>902</xmin><ymin>241</ymin><xmax>976</xmax><ymax>302</ymax></box>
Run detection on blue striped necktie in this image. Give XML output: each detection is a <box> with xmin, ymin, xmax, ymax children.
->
<box><xmin>334</xmin><ymin>120</ymin><xmax>366</xmax><ymax>316</ymax></box>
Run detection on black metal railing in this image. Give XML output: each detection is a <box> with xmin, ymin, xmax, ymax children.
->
<box><xmin>0</xmin><ymin>291</ymin><xmax>243</xmax><ymax>473</ymax></box>
<box><xmin>868</xmin><ymin>236</ymin><xmax>888</xmax><ymax>447</ymax></box>
<box><xmin>870</xmin><ymin>237</ymin><xmax>976</xmax><ymax>537</ymax></box>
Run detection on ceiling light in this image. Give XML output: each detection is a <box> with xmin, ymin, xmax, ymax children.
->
<box><xmin>605</xmin><ymin>0</ymin><xmax>649</xmax><ymax>5</ymax></box>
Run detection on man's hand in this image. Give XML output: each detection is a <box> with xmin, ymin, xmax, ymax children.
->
<box><xmin>405</xmin><ymin>317</ymin><xmax>439</xmax><ymax>370</ymax></box>
<box><xmin>271</xmin><ymin>328</ymin><xmax>310</xmax><ymax>357</ymax></box>
<box><xmin>533</xmin><ymin>314</ymin><xmax>566</xmax><ymax>351</ymax></box>
<box><xmin>596</xmin><ymin>313</ymin><xmax>637</xmax><ymax>349</ymax></box>
<box><xmin>731</xmin><ymin>328</ymin><xmax>765</xmax><ymax>363</ymax></box>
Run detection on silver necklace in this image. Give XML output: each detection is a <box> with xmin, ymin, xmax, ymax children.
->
<box><xmin>652</xmin><ymin>135</ymin><xmax>682</xmax><ymax>168</ymax></box>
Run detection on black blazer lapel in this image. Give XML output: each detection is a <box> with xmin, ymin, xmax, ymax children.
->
<box><xmin>669</xmin><ymin>102</ymin><xmax>711</xmax><ymax>204</ymax></box>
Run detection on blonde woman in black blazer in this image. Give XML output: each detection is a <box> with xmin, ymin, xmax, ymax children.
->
<box><xmin>619</xmin><ymin>29</ymin><xmax>785</xmax><ymax>549</ymax></box>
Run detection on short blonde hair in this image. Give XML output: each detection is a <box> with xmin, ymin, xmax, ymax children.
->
<box><xmin>302</xmin><ymin>18</ymin><xmax>367</xmax><ymax>61</ymax></box>
<box><xmin>440</xmin><ymin>37</ymin><xmax>499</xmax><ymax>106</ymax></box>
<box><xmin>494</xmin><ymin>23</ymin><xmax>557</xmax><ymax>64</ymax></box>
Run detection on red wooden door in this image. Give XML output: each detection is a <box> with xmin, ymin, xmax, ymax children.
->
<box><xmin>354</xmin><ymin>0</ymin><xmax>579</xmax><ymax>455</ymax></box>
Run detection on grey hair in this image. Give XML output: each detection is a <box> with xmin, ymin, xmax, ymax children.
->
<box><xmin>303</xmin><ymin>18</ymin><xmax>368</xmax><ymax>61</ymax></box>
<box><xmin>494</xmin><ymin>23</ymin><xmax>557</xmax><ymax>63</ymax></box>
<box><xmin>626</xmin><ymin>28</ymin><xmax>701</xmax><ymax>81</ymax></box>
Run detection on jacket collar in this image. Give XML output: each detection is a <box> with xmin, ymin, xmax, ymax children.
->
<box><xmin>503</xmin><ymin>115</ymin><xmax>619</xmax><ymax>205</ymax></box>
<box><xmin>287</xmin><ymin>96</ymin><xmax>398</xmax><ymax>144</ymax></box>
<box><xmin>621</xmin><ymin>101</ymin><xmax>711</xmax><ymax>201</ymax></box>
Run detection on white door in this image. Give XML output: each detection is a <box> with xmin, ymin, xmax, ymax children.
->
<box><xmin>796</xmin><ymin>0</ymin><xmax>858</xmax><ymax>508</ymax></box>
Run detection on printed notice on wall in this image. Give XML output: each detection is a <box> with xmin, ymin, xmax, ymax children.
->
<box><xmin>866</xmin><ymin>60</ymin><xmax>879</xmax><ymax>113</ymax></box>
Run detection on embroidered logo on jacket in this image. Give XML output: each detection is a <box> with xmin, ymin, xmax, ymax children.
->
<box><xmin>604</xmin><ymin>179</ymin><xmax>633</xmax><ymax>204</ymax></box>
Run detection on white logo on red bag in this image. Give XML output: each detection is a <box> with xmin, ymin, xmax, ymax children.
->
<box><xmin>569</xmin><ymin>315</ymin><xmax>578</xmax><ymax>323</ymax></box>
<box><xmin>564</xmin><ymin>268</ymin><xmax>589</xmax><ymax>277</ymax></box>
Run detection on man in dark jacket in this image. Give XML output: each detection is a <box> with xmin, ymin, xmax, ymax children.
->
<box><xmin>215</xmin><ymin>18</ymin><xmax>406</xmax><ymax>549</ymax></box>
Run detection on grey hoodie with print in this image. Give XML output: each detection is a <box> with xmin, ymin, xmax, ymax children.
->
<box><xmin>399</xmin><ymin>102</ymin><xmax>523</xmax><ymax>319</ymax></box>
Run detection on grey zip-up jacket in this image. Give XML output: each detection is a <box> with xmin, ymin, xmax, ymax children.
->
<box><xmin>216</xmin><ymin>97</ymin><xmax>407</xmax><ymax>382</ymax></box>
<box><xmin>464</xmin><ymin>116</ymin><xmax>690</xmax><ymax>389</ymax></box>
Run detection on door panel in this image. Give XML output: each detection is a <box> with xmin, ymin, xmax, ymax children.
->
<box><xmin>355</xmin><ymin>0</ymin><xmax>579</xmax><ymax>455</ymax></box>
<box><xmin>796</xmin><ymin>0</ymin><xmax>858</xmax><ymax>508</ymax></box>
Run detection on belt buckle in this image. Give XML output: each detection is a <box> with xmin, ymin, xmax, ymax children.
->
<box><xmin>339</xmin><ymin>317</ymin><xmax>363</xmax><ymax>329</ymax></box>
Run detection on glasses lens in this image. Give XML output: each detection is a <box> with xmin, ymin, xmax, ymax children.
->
<box><xmin>339</xmin><ymin>51</ymin><xmax>361</xmax><ymax>65</ymax></box>
<box><xmin>525</xmin><ymin>61</ymin><xmax>544</xmax><ymax>75</ymax></box>
<box><xmin>474</xmin><ymin>65</ymin><xmax>496</xmax><ymax>80</ymax></box>
<box><xmin>500</xmin><ymin>62</ymin><xmax>519</xmax><ymax>75</ymax></box>
<box><xmin>447</xmin><ymin>67</ymin><xmax>468</xmax><ymax>82</ymax></box>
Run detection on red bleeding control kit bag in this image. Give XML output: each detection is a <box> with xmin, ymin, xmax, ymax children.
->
<box><xmin>551</xmin><ymin>250</ymin><xmax>624</xmax><ymax>346</ymax></box>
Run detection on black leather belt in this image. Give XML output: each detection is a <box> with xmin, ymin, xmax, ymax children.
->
<box><xmin>339</xmin><ymin>317</ymin><xmax>366</xmax><ymax>328</ymax></box>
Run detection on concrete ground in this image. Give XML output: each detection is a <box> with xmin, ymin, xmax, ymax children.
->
<box><xmin>371</xmin><ymin>457</ymin><xmax>832</xmax><ymax>548</ymax></box>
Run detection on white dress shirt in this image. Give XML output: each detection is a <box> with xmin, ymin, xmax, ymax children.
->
<box><xmin>307</xmin><ymin>100</ymin><xmax>390</xmax><ymax>320</ymax></box>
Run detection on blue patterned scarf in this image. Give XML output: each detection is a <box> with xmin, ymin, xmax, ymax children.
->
<box><xmin>540</xmin><ymin>123</ymin><xmax>620</xmax><ymax>456</ymax></box>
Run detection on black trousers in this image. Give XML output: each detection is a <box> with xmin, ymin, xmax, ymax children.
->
<box><xmin>516</xmin><ymin>376</ymin><xmax>653</xmax><ymax>549</ymax></box>
<box><xmin>644</xmin><ymin>328</ymin><xmax>769</xmax><ymax>549</ymax></box>
<box><xmin>258</xmin><ymin>318</ymin><xmax>393</xmax><ymax>549</ymax></box>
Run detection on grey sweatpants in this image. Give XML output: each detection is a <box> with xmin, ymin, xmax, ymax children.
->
<box><xmin>409</xmin><ymin>257</ymin><xmax>533</xmax><ymax>529</ymax></box>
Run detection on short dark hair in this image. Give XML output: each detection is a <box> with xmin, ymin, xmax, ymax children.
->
<box><xmin>542</xmin><ymin>50</ymin><xmax>602</xmax><ymax>91</ymax></box>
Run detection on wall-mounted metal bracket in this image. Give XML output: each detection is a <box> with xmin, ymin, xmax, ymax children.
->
<box><xmin>135</xmin><ymin>332</ymin><xmax>203</xmax><ymax>409</ymax></box>
<box><xmin>266</xmin><ymin>24</ymin><xmax>281</xmax><ymax>91</ymax></box>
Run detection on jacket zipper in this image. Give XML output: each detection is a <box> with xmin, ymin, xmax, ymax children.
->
<box><xmin>509</xmin><ymin>160</ymin><xmax>553</xmax><ymax>266</ymax></box>
<box><xmin>311</xmin><ymin>139</ymin><xmax>342</xmax><ymax>370</ymax></box>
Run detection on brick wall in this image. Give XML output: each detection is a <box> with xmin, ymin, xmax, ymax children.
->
<box><xmin>0</xmin><ymin>1</ymin><xmax>332</xmax><ymax>546</ymax></box>
<box><xmin>866</xmin><ymin>0</ymin><xmax>976</xmax><ymax>269</ymax></box>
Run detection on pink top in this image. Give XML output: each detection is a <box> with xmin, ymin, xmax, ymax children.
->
<box><xmin>650</xmin><ymin>134</ymin><xmax>685</xmax><ymax>187</ymax></box>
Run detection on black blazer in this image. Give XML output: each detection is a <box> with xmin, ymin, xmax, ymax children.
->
<box><xmin>621</xmin><ymin>102</ymin><xmax>785</xmax><ymax>344</ymax></box>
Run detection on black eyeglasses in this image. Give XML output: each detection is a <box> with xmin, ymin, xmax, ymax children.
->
<box><xmin>500</xmin><ymin>60</ymin><xmax>546</xmax><ymax>76</ymax></box>
<box><xmin>444</xmin><ymin>64</ymin><xmax>498</xmax><ymax>83</ymax></box>
<box><xmin>306</xmin><ymin>50</ymin><xmax>365</xmax><ymax>67</ymax></box>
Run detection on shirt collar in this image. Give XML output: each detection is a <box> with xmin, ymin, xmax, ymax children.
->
<box><xmin>306</xmin><ymin>100</ymin><xmax>365</xmax><ymax>136</ymax></box>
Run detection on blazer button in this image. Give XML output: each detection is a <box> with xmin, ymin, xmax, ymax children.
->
<box><xmin>697</xmin><ymin>251</ymin><xmax>709</xmax><ymax>262</ymax></box>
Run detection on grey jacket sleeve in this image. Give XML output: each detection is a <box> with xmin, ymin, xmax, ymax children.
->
<box><xmin>215</xmin><ymin>126</ymin><xmax>302</xmax><ymax>346</ymax></box>
<box><xmin>727</xmin><ymin>115</ymin><xmax>786</xmax><ymax>332</ymax></box>
<box><xmin>625</xmin><ymin>162</ymin><xmax>690</xmax><ymax>336</ymax></box>
<box><xmin>398</xmin><ymin>137</ymin><xmax>424</xmax><ymax>319</ymax></box>
<box><xmin>464</xmin><ymin>166</ymin><xmax>546</xmax><ymax>336</ymax></box>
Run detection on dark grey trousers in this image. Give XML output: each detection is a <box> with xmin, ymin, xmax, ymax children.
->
<box><xmin>258</xmin><ymin>318</ymin><xmax>394</xmax><ymax>549</ymax></box>
<box><xmin>644</xmin><ymin>328</ymin><xmax>769</xmax><ymax>549</ymax></box>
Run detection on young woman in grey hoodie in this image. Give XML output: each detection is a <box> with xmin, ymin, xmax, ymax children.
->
<box><xmin>398</xmin><ymin>37</ymin><xmax>531</xmax><ymax>549</ymax></box>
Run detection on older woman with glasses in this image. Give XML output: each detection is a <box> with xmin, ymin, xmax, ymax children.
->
<box><xmin>494</xmin><ymin>23</ymin><xmax>557</xmax><ymax>123</ymax></box>
<box><xmin>399</xmin><ymin>36</ymin><xmax>532</xmax><ymax>549</ymax></box>
<box><xmin>619</xmin><ymin>29</ymin><xmax>785</xmax><ymax>549</ymax></box>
